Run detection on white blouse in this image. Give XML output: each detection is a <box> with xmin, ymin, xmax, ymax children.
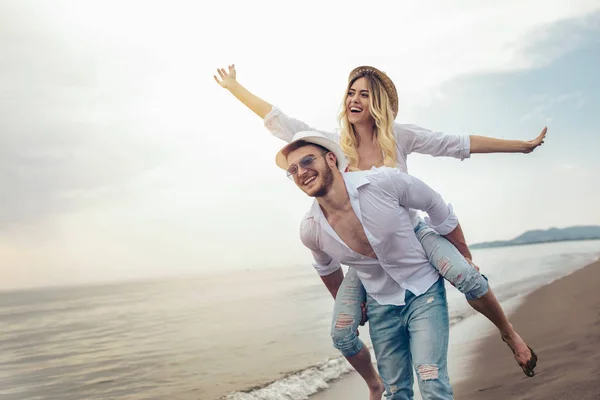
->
<box><xmin>264</xmin><ymin>105</ymin><xmax>471</xmax><ymax>174</ymax></box>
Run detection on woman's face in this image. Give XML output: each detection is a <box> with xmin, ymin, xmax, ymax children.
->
<box><xmin>346</xmin><ymin>77</ymin><xmax>375</xmax><ymax>126</ymax></box>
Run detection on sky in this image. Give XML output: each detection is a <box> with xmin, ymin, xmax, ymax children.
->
<box><xmin>1</xmin><ymin>0</ymin><xmax>599</xmax><ymax>290</ymax></box>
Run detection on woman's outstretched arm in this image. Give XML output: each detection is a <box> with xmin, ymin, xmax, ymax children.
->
<box><xmin>214</xmin><ymin>64</ymin><xmax>272</xmax><ymax>119</ymax></box>
<box><xmin>470</xmin><ymin>127</ymin><xmax>547</xmax><ymax>154</ymax></box>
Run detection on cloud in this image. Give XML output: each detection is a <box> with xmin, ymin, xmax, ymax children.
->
<box><xmin>0</xmin><ymin>2</ymin><xmax>179</xmax><ymax>230</ymax></box>
<box><xmin>392</xmin><ymin>12</ymin><xmax>600</xmax><ymax>245</ymax></box>
<box><xmin>512</xmin><ymin>9</ymin><xmax>600</xmax><ymax>69</ymax></box>
<box><xmin>1</xmin><ymin>1</ymin><xmax>600</xmax><ymax>289</ymax></box>
<box><xmin>520</xmin><ymin>92</ymin><xmax>585</xmax><ymax>122</ymax></box>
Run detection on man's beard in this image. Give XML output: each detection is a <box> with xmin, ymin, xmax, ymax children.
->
<box><xmin>308</xmin><ymin>165</ymin><xmax>335</xmax><ymax>198</ymax></box>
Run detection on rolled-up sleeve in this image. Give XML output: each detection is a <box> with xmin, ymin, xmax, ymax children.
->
<box><xmin>385</xmin><ymin>168</ymin><xmax>459</xmax><ymax>235</ymax></box>
<box><xmin>300</xmin><ymin>218</ymin><xmax>341</xmax><ymax>276</ymax></box>
<box><xmin>263</xmin><ymin>105</ymin><xmax>315</xmax><ymax>143</ymax></box>
<box><xmin>395</xmin><ymin>123</ymin><xmax>470</xmax><ymax>160</ymax></box>
<box><xmin>264</xmin><ymin>105</ymin><xmax>341</xmax><ymax>144</ymax></box>
<box><xmin>423</xmin><ymin>204</ymin><xmax>459</xmax><ymax>235</ymax></box>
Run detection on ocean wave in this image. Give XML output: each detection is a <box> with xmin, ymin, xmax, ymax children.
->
<box><xmin>223</xmin><ymin>306</ymin><xmax>478</xmax><ymax>400</ymax></box>
<box><xmin>223</xmin><ymin>357</ymin><xmax>353</xmax><ymax>400</ymax></box>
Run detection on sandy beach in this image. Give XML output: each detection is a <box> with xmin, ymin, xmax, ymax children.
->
<box><xmin>454</xmin><ymin>259</ymin><xmax>600</xmax><ymax>399</ymax></box>
<box><xmin>313</xmin><ymin>259</ymin><xmax>600</xmax><ymax>400</ymax></box>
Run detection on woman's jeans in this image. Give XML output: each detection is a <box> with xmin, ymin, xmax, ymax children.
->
<box><xmin>330</xmin><ymin>221</ymin><xmax>489</xmax><ymax>358</ymax></box>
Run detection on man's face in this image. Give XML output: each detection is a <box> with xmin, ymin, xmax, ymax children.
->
<box><xmin>286</xmin><ymin>145</ymin><xmax>336</xmax><ymax>198</ymax></box>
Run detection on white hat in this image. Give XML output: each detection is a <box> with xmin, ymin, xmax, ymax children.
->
<box><xmin>275</xmin><ymin>131</ymin><xmax>348</xmax><ymax>172</ymax></box>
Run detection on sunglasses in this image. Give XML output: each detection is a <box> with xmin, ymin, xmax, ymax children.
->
<box><xmin>286</xmin><ymin>152</ymin><xmax>329</xmax><ymax>180</ymax></box>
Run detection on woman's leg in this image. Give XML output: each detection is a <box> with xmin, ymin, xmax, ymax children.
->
<box><xmin>414</xmin><ymin>221</ymin><xmax>538</xmax><ymax>377</ymax></box>
<box><xmin>414</xmin><ymin>221</ymin><xmax>488</xmax><ymax>299</ymax></box>
<box><xmin>331</xmin><ymin>267</ymin><xmax>384</xmax><ymax>399</ymax></box>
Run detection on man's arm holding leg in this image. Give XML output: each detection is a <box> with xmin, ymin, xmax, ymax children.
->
<box><xmin>387</xmin><ymin>168</ymin><xmax>474</xmax><ymax>260</ymax></box>
<box><xmin>441</xmin><ymin>223</ymin><xmax>472</xmax><ymax>260</ymax></box>
<box><xmin>320</xmin><ymin>268</ymin><xmax>345</xmax><ymax>299</ymax></box>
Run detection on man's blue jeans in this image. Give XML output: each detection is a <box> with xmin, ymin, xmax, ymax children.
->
<box><xmin>367</xmin><ymin>277</ymin><xmax>453</xmax><ymax>400</ymax></box>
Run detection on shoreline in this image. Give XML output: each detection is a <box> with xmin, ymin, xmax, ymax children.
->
<box><xmin>311</xmin><ymin>258</ymin><xmax>600</xmax><ymax>399</ymax></box>
<box><xmin>470</xmin><ymin>236</ymin><xmax>600</xmax><ymax>250</ymax></box>
<box><xmin>453</xmin><ymin>259</ymin><xmax>600</xmax><ymax>399</ymax></box>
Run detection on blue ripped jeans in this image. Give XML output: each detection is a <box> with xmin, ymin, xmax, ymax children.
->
<box><xmin>368</xmin><ymin>277</ymin><xmax>452</xmax><ymax>400</ymax></box>
<box><xmin>330</xmin><ymin>220</ymin><xmax>489</xmax><ymax>359</ymax></box>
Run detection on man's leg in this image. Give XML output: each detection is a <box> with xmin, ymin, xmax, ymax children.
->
<box><xmin>414</xmin><ymin>222</ymin><xmax>537</xmax><ymax>377</ymax></box>
<box><xmin>405</xmin><ymin>278</ymin><xmax>454</xmax><ymax>400</ymax></box>
<box><xmin>366</xmin><ymin>295</ymin><xmax>414</xmax><ymax>400</ymax></box>
<box><xmin>331</xmin><ymin>268</ymin><xmax>384</xmax><ymax>399</ymax></box>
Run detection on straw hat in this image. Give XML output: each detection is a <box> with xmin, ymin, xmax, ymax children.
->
<box><xmin>348</xmin><ymin>66</ymin><xmax>398</xmax><ymax>118</ymax></box>
<box><xmin>275</xmin><ymin>131</ymin><xmax>348</xmax><ymax>172</ymax></box>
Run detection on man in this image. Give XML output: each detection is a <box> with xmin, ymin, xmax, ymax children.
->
<box><xmin>275</xmin><ymin>131</ymin><xmax>479</xmax><ymax>399</ymax></box>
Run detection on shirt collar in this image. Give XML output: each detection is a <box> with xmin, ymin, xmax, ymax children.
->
<box><xmin>306</xmin><ymin>169</ymin><xmax>377</xmax><ymax>221</ymax></box>
<box><xmin>344</xmin><ymin>168</ymin><xmax>376</xmax><ymax>190</ymax></box>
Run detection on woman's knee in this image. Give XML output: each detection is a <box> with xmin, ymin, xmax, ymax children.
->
<box><xmin>331</xmin><ymin>320</ymin><xmax>363</xmax><ymax>357</ymax></box>
<box><xmin>331</xmin><ymin>311</ymin><xmax>363</xmax><ymax>357</ymax></box>
<box><xmin>440</xmin><ymin>259</ymin><xmax>489</xmax><ymax>299</ymax></box>
<box><xmin>330</xmin><ymin>268</ymin><xmax>367</xmax><ymax>357</ymax></box>
<box><xmin>463</xmin><ymin>274</ymin><xmax>490</xmax><ymax>300</ymax></box>
<box><xmin>423</xmin><ymin>242</ymin><xmax>490</xmax><ymax>299</ymax></box>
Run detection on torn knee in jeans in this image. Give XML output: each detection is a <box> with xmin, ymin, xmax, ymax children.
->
<box><xmin>417</xmin><ymin>364</ymin><xmax>439</xmax><ymax>381</ymax></box>
<box><xmin>438</xmin><ymin>256</ymin><xmax>477</xmax><ymax>290</ymax></box>
<box><xmin>334</xmin><ymin>312</ymin><xmax>354</xmax><ymax>329</ymax></box>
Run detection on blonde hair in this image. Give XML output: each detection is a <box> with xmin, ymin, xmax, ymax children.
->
<box><xmin>338</xmin><ymin>74</ymin><xmax>397</xmax><ymax>171</ymax></box>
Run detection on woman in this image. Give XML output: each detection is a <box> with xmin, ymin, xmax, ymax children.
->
<box><xmin>215</xmin><ymin>64</ymin><xmax>544</xmax><ymax>398</ymax></box>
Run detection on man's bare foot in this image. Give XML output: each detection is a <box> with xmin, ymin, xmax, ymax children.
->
<box><xmin>368</xmin><ymin>377</ymin><xmax>385</xmax><ymax>400</ymax></box>
<box><xmin>501</xmin><ymin>331</ymin><xmax>538</xmax><ymax>377</ymax></box>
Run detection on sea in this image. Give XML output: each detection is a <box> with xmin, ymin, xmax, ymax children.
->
<box><xmin>1</xmin><ymin>240</ymin><xmax>599</xmax><ymax>400</ymax></box>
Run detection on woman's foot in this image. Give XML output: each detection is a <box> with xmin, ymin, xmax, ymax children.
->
<box><xmin>501</xmin><ymin>331</ymin><xmax>538</xmax><ymax>377</ymax></box>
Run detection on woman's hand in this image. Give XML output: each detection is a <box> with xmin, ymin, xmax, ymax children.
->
<box><xmin>212</xmin><ymin>63</ymin><xmax>272</xmax><ymax>118</ymax></box>
<box><xmin>522</xmin><ymin>126</ymin><xmax>547</xmax><ymax>153</ymax></box>
<box><xmin>213</xmin><ymin>64</ymin><xmax>238</xmax><ymax>90</ymax></box>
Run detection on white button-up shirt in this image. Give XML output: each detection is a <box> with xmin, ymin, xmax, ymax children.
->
<box><xmin>300</xmin><ymin>167</ymin><xmax>459</xmax><ymax>306</ymax></box>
